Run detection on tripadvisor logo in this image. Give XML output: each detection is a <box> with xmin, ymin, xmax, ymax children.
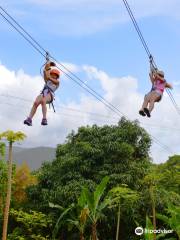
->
<box><xmin>135</xmin><ymin>227</ymin><xmax>173</xmax><ymax>236</ymax></box>
<box><xmin>135</xmin><ymin>227</ymin><xmax>144</xmax><ymax>235</ymax></box>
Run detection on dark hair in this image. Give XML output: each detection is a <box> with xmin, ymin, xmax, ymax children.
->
<box><xmin>50</xmin><ymin>62</ymin><xmax>56</xmax><ymax>67</ymax></box>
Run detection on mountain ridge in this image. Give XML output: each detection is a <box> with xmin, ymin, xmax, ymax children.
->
<box><xmin>4</xmin><ymin>146</ymin><xmax>56</xmax><ymax>170</ymax></box>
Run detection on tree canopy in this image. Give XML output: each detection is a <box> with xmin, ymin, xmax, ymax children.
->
<box><xmin>28</xmin><ymin>118</ymin><xmax>151</xmax><ymax>209</ymax></box>
<box><xmin>1</xmin><ymin>120</ymin><xmax>179</xmax><ymax>239</ymax></box>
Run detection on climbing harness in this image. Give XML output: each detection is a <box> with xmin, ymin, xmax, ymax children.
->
<box><xmin>42</xmin><ymin>67</ymin><xmax>60</xmax><ymax>113</ymax></box>
<box><xmin>41</xmin><ymin>84</ymin><xmax>56</xmax><ymax>113</ymax></box>
<box><xmin>122</xmin><ymin>0</ymin><xmax>180</xmax><ymax>115</ymax></box>
<box><xmin>39</xmin><ymin>52</ymin><xmax>60</xmax><ymax>113</ymax></box>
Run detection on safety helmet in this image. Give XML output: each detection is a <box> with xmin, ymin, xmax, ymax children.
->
<box><xmin>157</xmin><ymin>70</ymin><xmax>164</xmax><ymax>78</ymax></box>
<box><xmin>50</xmin><ymin>67</ymin><xmax>60</xmax><ymax>78</ymax></box>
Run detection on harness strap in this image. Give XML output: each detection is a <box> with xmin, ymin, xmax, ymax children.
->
<box><xmin>149</xmin><ymin>55</ymin><xmax>158</xmax><ymax>92</ymax></box>
<box><xmin>41</xmin><ymin>85</ymin><xmax>56</xmax><ymax>113</ymax></box>
<box><xmin>51</xmin><ymin>101</ymin><xmax>56</xmax><ymax>113</ymax></box>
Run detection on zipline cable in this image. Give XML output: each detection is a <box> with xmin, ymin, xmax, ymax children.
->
<box><xmin>0</xmin><ymin>101</ymin><xmax>173</xmax><ymax>154</ymax></box>
<box><xmin>0</xmin><ymin>6</ymin><xmax>48</xmax><ymax>54</ymax></box>
<box><xmin>0</xmin><ymin>6</ymin><xmax>127</xmax><ymax>119</ymax></box>
<box><xmin>166</xmin><ymin>89</ymin><xmax>180</xmax><ymax>114</ymax></box>
<box><xmin>0</xmin><ymin>6</ymin><xmax>128</xmax><ymax>120</ymax></box>
<box><xmin>122</xmin><ymin>0</ymin><xmax>180</xmax><ymax>116</ymax></box>
<box><xmin>150</xmin><ymin>55</ymin><xmax>180</xmax><ymax>114</ymax></box>
<box><xmin>0</xmin><ymin>4</ymin><xmax>126</xmax><ymax>119</ymax></box>
<box><xmin>122</xmin><ymin>0</ymin><xmax>151</xmax><ymax>59</ymax></box>
<box><xmin>1</xmin><ymin>4</ymin><xmax>179</xmax><ymax>121</ymax></box>
<box><xmin>0</xmin><ymin>6</ymin><xmax>173</xmax><ymax>154</ymax></box>
<box><xmin>50</xmin><ymin>55</ymin><xmax>128</xmax><ymax>117</ymax></box>
<box><xmin>0</xmin><ymin>12</ymin><xmax>45</xmax><ymax>58</ymax></box>
<box><xmin>150</xmin><ymin>137</ymin><xmax>172</xmax><ymax>153</ymax></box>
<box><xmin>0</xmin><ymin>93</ymin><xmax>174</xmax><ymax>153</ymax></box>
<box><xmin>1</xmin><ymin>93</ymin><xmax>180</xmax><ymax>131</ymax></box>
<box><xmin>150</xmin><ymin>58</ymin><xmax>180</xmax><ymax>114</ymax></box>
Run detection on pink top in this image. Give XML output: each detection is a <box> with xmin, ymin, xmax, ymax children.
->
<box><xmin>153</xmin><ymin>78</ymin><xmax>166</xmax><ymax>93</ymax></box>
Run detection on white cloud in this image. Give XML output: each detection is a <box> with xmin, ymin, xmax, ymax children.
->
<box><xmin>173</xmin><ymin>80</ymin><xmax>180</xmax><ymax>87</ymax></box>
<box><xmin>59</xmin><ymin>62</ymin><xmax>81</xmax><ymax>77</ymax></box>
<box><xmin>0</xmin><ymin>62</ymin><xmax>179</xmax><ymax>164</ymax></box>
<box><xmin>1</xmin><ymin>0</ymin><xmax>180</xmax><ymax>36</ymax></box>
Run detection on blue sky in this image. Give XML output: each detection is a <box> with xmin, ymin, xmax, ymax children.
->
<box><xmin>0</xmin><ymin>0</ymin><xmax>180</xmax><ymax>163</ymax></box>
<box><xmin>1</xmin><ymin>1</ymin><xmax>180</xmax><ymax>83</ymax></box>
<box><xmin>1</xmin><ymin>0</ymin><xmax>180</xmax><ymax>80</ymax></box>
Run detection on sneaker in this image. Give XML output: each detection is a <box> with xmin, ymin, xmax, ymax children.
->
<box><xmin>24</xmin><ymin>117</ymin><xmax>32</xmax><ymax>126</ymax></box>
<box><xmin>144</xmin><ymin>108</ymin><xmax>151</xmax><ymax>118</ymax></box>
<box><xmin>139</xmin><ymin>110</ymin><xmax>146</xmax><ymax>116</ymax></box>
<box><xmin>41</xmin><ymin>118</ymin><xmax>48</xmax><ymax>126</ymax></box>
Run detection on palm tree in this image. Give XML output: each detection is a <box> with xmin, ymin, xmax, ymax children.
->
<box><xmin>49</xmin><ymin>202</ymin><xmax>74</xmax><ymax>240</ymax></box>
<box><xmin>50</xmin><ymin>187</ymin><xmax>90</xmax><ymax>240</ymax></box>
<box><xmin>0</xmin><ymin>142</ymin><xmax>6</xmax><ymax>211</ymax></box>
<box><xmin>108</xmin><ymin>185</ymin><xmax>139</xmax><ymax>240</ymax></box>
<box><xmin>156</xmin><ymin>204</ymin><xmax>180</xmax><ymax>239</ymax></box>
<box><xmin>0</xmin><ymin>130</ymin><xmax>26</xmax><ymax>240</ymax></box>
<box><xmin>67</xmin><ymin>207</ymin><xmax>90</xmax><ymax>240</ymax></box>
<box><xmin>82</xmin><ymin>176</ymin><xmax>110</xmax><ymax>240</ymax></box>
<box><xmin>147</xmin><ymin>184</ymin><xmax>156</xmax><ymax>240</ymax></box>
<box><xmin>0</xmin><ymin>143</ymin><xmax>5</xmax><ymax>160</ymax></box>
<box><xmin>143</xmin><ymin>170</ymin><xmax>162</xmax><ymax>240</ymax></box>
<box><xmin>144</xmin><ymin>215</ymin><xmax>177</xmax><ymax>240</ymax></box>
<box><xmin>144</xmin><ymin>215</ymin><xmax>154</xmax><ymax>240</ymax></box>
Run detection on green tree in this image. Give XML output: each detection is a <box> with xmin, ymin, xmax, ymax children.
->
<box><xmin>143</xmin><ymin>170</ymin><xmax>159</xmax><ymax>240</ymax></box>
<box><xmin>27</xmin><ymin>118</ymin><xmax>152</xmax><ymax>240</ymax></box>
<box><xmin>108</xmin><ymin>185</ymin><xmax>139</xmax><ymax>240</ymax></box>
<box><xmin>0</xmin><ymin>142</ymin><xmax>6</xmax><ymax>211</ymax></box>
<box><xmin>65</xmin><ymin>193</ymin><xmax>90</xmax><ymax>240</ymax></box>
<box><xmin>49</xmin><ymin>202</ymin><xmax>74</xmax><ymax>240</ymax></box>
<box><xmin>81</xmin><ymin>176</ymin><xmax>110</xmax><ymax>240</ymax></box>
<box><xmin>0</xmin><ymin>143</ymin><xmax>5</xmax><ymax>160</ymax></box>
<box><xmin>8</xmin><ymin>209</ymin><xmax>52</xmax><ymax>240</ymax></box>
<box><xmin>155</xmin><ymin>155</ymin><xmax>180</xmax><ymax>195</ymax></box>
<box><xmin>0</xmin><ymin>160</ymin><xmax>7</xmax><ymax>213</ymax></box>
<box><xmin>67</xmin><ymin>207</ymin><xmax>89</xmax><ymax>240</ymax></box>
<box><xmin>0</xmin><ymin>131</ymin><xmax>26</xmax><ymax>240</ymax></box>
<box><xmin>157</xmin><ymin>204</ymin><xmax>180</xmax><ymax>239</ymax></box>
<box><xmin>28</xmin><ymin>118</ymin><xmax>151</xmax><ymax>207</ymax></box>
<box><xmin>140</xmin><ymin>157</ymin><xmax>180</xmax><ymax>240</ymax></box>
<box><xmin>13</xmin><ymin>162</ymin><xmax>37</xmax><ymax>205</ymax></box>
<box><xmin>144</xmin><ymin>215</ymin><xmax>154</xmax><ymax>240</ymax></box>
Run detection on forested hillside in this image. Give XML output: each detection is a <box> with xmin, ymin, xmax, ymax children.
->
<box><xmin>0</xmin><ymin>119</ymin><xmax>179</xmax><ymax>239</ymax></box>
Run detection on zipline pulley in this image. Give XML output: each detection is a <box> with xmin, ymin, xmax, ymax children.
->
<box><xmin>149</xmin><ymin>55</ymin><xmax>157</xmax><ymax>74</ymax></box>
<box><xmin>46</xmin><ymin>52</ymin><xmax>50</xmax><ymax>62</ymax></box>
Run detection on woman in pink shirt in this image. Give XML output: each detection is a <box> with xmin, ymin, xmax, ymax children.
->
<box><xmin>139</xmin><ymin>70</ymin><xmax>172</xmax><ymax>117</ymax></box>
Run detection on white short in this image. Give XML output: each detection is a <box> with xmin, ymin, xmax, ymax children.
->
<box><xmin>41</xmin><ymin>87</ymin><xmax>55</xmax><ymax>103</ymax></box>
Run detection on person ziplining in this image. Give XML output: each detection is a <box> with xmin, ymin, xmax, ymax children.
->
<box><xmin>139</xmin><ymin>57</ymin><xmax>173</xmax><ymax>118</ymax></box>
<box><xmin>0</xmin><ymin>1</ymin><xmax>179</xmax><ymax>127</ymax></box>
<box><xmin>24</xmin><ymin>55</ymin><xmax>60</xmax><ymax>126</ymax></box>
<box><xmin>121</xmin><ymin>0</ymin><xmax>179</xmax><ymax>118</ymax></box>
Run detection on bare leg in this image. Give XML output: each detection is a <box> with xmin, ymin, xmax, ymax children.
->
<box><xmin>149</xmin><ymin>100</ymin><xmax>155</xmax><ymax>113</ymax></box>
<box><xmin>140</xmin><ymin>93</ymin><xmax>151</xmax><ymax>111</ymax></box>
<box><xmin>41</xmin><ymin>94</ymin><xmax>52</xmax><ymax>119</ymax></box>
<box><xmin>41</xmin><ymin>98</ymin><xmax>47</xmax><ymax>119</ymax></box>
<box><xmin>29</xmin><ymin>95</ymin><xmax>42</xmax><ymax>119</ymax></box>
<box><xmin>149</xmin><ymin>92</ymin><xmax>160</xmax><ymax>113</ymax></box>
